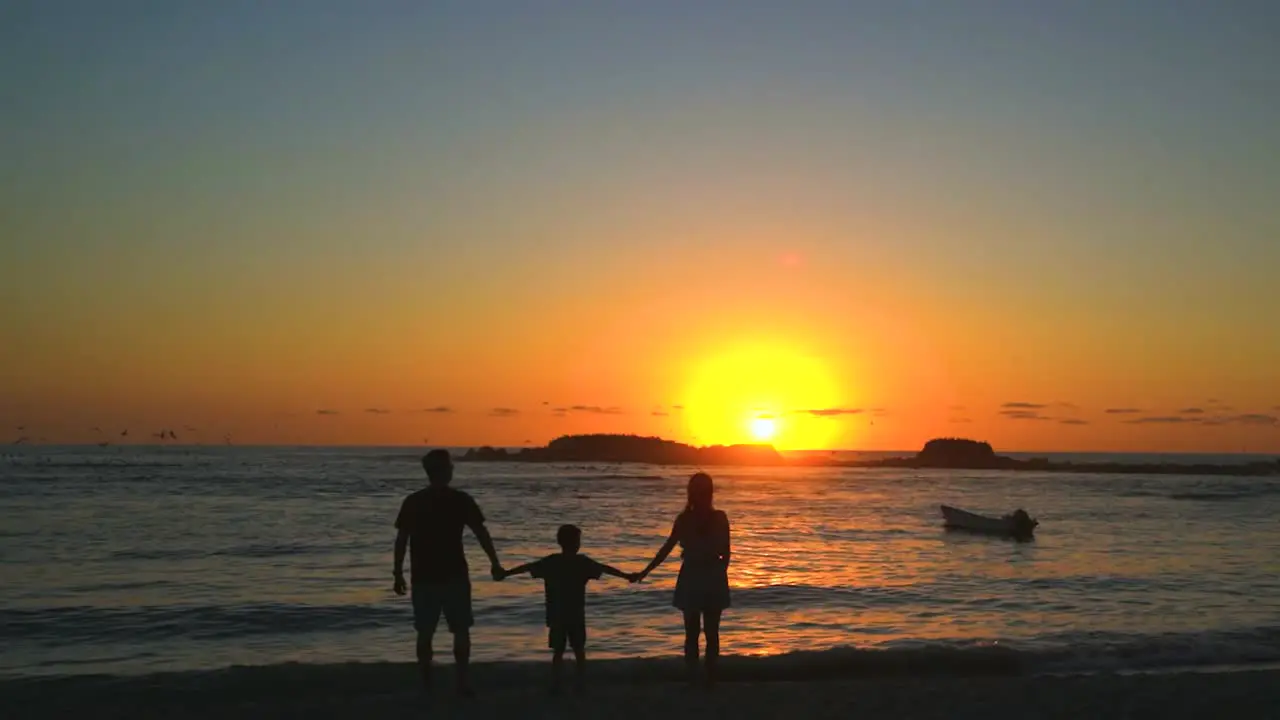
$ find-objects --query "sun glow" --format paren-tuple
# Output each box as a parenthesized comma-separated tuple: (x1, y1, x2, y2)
(683, 342, 846, 450)
(750, 416, 778, 441)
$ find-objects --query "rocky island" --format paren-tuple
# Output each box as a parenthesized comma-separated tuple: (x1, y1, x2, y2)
(840, 437, 1280, 476)
(459, 433, 785, 466)
(459, 434, 1279, 476)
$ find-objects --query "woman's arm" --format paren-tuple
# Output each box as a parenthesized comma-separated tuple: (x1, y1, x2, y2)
(719, 511, 732, 567)
(637, 518, 680, 581)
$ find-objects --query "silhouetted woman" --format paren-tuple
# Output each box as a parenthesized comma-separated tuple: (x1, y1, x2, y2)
(637, 472, 731, 688)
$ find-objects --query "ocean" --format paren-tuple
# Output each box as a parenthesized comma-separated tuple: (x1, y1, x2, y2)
(2, 446, 1279, 683)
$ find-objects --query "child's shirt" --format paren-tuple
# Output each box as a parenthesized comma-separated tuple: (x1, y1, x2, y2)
(528, 553, 605, 626)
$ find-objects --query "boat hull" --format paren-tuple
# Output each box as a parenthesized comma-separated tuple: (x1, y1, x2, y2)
(940, 505, 1035, 537)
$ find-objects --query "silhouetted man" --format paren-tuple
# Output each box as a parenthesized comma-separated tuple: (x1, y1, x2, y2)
(394, 449, 503, 696)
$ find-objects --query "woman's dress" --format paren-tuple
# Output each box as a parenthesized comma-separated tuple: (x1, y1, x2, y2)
(672, 509, 731, 612)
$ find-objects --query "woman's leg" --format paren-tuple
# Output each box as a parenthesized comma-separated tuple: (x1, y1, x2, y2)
(702, 609, 722, 687)
(682, 609, 702, 682)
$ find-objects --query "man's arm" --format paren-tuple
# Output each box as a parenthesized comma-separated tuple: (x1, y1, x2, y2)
(468, 518, 503, 579)
(500, 562, 535, 580)
(392, 528, 410, 595)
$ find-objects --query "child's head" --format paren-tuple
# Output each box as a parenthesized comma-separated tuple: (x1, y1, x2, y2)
(556, 524, 582, 553)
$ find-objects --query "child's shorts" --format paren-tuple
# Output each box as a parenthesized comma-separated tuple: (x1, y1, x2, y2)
(548, 621, 586, 652)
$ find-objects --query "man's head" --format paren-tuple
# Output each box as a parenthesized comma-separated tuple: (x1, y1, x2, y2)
(422, 449, 454, 487)
(556, 524, 582, 554)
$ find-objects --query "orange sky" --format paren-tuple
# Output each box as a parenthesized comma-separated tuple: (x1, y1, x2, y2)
(4, 4, 1279, 452)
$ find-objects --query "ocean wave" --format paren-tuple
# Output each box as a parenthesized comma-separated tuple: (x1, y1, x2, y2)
(1, 578, 1188, 646)
(1032, 626, 1280, 672)
(4, 626, 1279, 694)
(0, 603, 408, 643)
(1167, 487, 1280, 502)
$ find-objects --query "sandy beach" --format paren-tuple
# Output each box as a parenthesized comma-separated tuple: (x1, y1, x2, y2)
(5, 665, 1278, 720)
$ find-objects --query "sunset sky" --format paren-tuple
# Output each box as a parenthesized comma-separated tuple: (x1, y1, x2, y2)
(4, 2, 1279, 451)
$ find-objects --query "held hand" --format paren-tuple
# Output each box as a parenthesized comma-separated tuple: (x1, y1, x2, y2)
(393, 572, 407, 596)
(627, 572, 641, 584)
(491, 563, 505, 581)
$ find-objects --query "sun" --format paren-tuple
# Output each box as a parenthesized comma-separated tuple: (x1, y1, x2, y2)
(682, 341, 846, 450)
(750, 416, 778, 441)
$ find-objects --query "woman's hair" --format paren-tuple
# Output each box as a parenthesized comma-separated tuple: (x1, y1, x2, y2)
(685, 472, 714, 514)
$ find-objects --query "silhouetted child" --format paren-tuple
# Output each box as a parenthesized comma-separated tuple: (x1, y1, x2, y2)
(500, 524, 637, 694)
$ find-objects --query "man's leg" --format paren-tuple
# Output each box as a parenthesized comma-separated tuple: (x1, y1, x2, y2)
(416, 632, 433, 687)
(411, 585, 443, 691)
(442, 580, 475, 696)
(452, 628, 472, 694)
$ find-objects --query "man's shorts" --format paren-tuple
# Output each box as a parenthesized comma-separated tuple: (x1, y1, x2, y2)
(411, 579, 473, 635)
(547, 621, 586, 653)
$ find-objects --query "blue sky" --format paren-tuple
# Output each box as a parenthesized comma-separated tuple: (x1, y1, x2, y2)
(3, 1, 1279, 449)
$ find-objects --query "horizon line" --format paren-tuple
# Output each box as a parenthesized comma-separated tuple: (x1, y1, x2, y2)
(4, 441, 1276, 457)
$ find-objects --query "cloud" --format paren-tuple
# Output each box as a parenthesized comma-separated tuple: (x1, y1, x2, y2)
(418, 406, 453, 414)
(652, 411, 670, 417)
(316, 409, 340, 416)
(671, 405, 685, 411)
(1058, 418, 1090, 426)
(1002, 402, 1047, 410)
(489, 408, 520, 418)
(1104, 408, 1143, 414)
(569, 405, 624, 415)
(1056, 402, 1080, 410)
(1230, 414, 1278, 426)
(1178, 408, 1205, 415)
(1124, 416, 1198, 424)
(364, 408, 391, 415)
(949, 417, 973, 424)
(802, 408, 864, 417)
(871, 408, 890, 416)
(999, 409, 1053, 421)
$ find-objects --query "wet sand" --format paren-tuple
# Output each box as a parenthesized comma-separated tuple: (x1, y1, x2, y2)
(6, 667, 1278, 719)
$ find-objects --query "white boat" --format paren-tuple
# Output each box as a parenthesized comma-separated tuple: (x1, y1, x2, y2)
(940, 505, 1037, 537)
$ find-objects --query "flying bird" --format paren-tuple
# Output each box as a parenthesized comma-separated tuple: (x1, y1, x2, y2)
(121, 430, 129, 437)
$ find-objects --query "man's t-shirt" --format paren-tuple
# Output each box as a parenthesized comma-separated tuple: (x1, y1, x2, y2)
(528, 553, 605, 627)
(395, 487, 484, 583)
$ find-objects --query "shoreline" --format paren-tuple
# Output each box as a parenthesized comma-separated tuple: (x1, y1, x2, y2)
(5, 663, 1279, 719)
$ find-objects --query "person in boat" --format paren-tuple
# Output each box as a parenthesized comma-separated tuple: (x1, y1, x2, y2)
(636, 472, 732, 688)
(1008, 508, 1035, 535)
